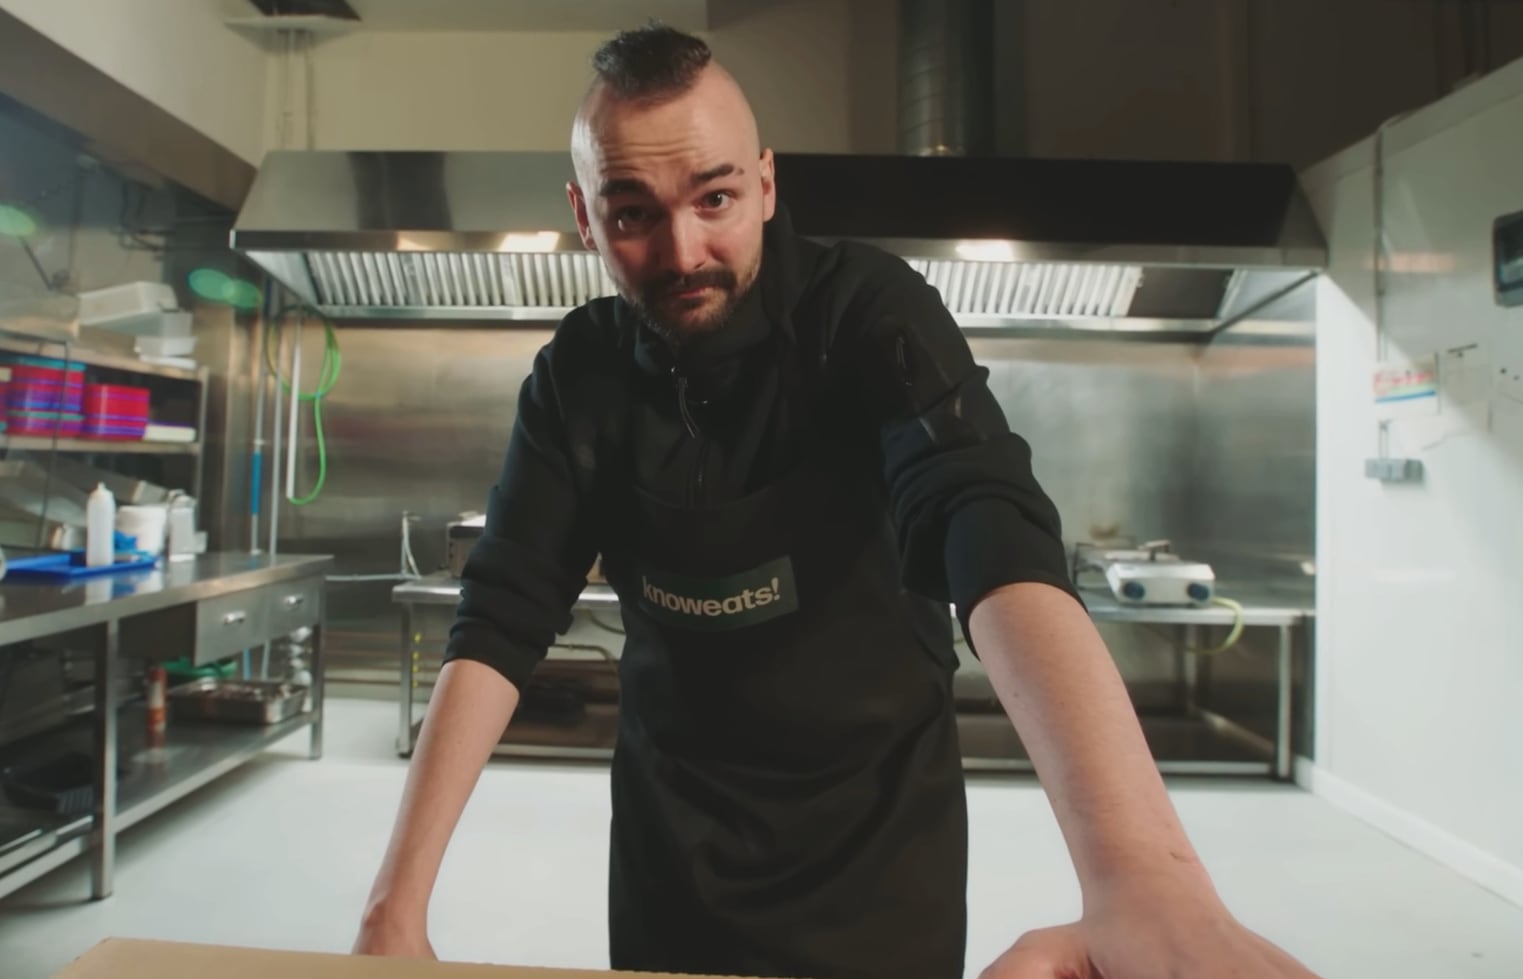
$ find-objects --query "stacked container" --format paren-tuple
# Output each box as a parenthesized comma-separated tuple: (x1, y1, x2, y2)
(4, 356, 86, 437)
(82, 383, 150, 440)
(0, 354, 159, 441)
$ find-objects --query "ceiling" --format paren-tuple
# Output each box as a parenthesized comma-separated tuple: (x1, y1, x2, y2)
(232, 0, 712, 32)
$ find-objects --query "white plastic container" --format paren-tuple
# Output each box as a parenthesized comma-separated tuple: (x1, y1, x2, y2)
(77, 282, 177, 330)
(134, 334, 197, 358)
(117, 504, 168, 557)
(167, 501, 197, 562)
(86, 483, 116, 567)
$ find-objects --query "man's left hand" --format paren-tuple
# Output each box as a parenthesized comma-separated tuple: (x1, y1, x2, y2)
(978, 897, 1320, 979)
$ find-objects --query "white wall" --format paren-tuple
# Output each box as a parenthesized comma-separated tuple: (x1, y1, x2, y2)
(280, 0, 889, 155)
(0, 0, 269, 164)
(1300, 55, 1523, 906)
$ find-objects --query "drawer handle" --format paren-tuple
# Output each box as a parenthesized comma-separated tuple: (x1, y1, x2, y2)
(283, 595, 306, 609)
(222, 611, 247, 627)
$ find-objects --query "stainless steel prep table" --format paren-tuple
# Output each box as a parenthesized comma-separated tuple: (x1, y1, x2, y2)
(393, 573, 1312, 778)
(1074, 583, 1312, 779)
(0, 553, 332, 902)
(393, 574, 619, 761)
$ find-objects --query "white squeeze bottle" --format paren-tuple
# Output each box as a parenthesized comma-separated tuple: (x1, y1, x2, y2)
(86, 483, 116, 568)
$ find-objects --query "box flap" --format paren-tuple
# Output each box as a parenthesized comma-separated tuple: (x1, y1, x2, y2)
(53, 939, 771, 979)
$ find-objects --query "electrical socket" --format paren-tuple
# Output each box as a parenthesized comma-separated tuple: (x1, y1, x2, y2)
(1365, 458, 1424, 482)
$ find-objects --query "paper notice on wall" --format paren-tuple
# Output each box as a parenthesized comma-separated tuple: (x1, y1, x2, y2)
(1373, 357, 1438, 420)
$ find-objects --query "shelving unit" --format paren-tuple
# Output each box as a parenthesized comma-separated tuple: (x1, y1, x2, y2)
(0, 437, 200, 455)
(0, 335, 204, 384)
(115, 712, 315, 827)
(0, 334, 298, 901)
(0, 554, 332, 903)
(0, 332, 211, 502)
(0, 709, 315, 900)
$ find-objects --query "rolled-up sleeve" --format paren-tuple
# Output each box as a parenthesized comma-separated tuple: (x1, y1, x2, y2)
(443, 342, 598, 691)
(838, 249, 1082, 645)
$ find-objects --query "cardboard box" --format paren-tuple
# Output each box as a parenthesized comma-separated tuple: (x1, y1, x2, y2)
(53, 938, 770, 979)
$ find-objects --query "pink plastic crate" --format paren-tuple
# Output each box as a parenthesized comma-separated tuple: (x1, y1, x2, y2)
(8, 412, 84, 437)
(84, 383, 149, 403)
(9, 365, 85, 386)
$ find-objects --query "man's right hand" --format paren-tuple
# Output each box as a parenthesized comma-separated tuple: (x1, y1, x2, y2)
(352, 909, 437, 960)
(351, 660, 522, 962)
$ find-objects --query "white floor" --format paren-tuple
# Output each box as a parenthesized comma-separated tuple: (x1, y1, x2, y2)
(2, 699, 1521, 979)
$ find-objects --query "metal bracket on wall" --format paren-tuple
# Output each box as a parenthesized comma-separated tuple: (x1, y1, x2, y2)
(1364, 457, 1424, 483)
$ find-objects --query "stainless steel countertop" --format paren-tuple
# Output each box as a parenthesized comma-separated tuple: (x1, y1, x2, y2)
(1080, 581, 1314, 627)
(394, 573, 1313, 627)
(0, 553, 334, 647)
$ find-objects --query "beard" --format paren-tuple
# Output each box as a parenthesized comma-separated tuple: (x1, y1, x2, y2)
(626, 258, 759, 350)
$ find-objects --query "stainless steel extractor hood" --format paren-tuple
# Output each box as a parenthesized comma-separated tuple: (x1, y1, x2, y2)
(231, 151, 605, 321)
(230, 149, 1326, 332)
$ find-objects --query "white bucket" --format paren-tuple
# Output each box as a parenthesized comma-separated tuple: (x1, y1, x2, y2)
(117, 504, 169, 557)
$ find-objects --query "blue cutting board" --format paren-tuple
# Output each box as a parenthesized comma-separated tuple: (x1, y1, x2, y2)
(5, 550, 158, 580)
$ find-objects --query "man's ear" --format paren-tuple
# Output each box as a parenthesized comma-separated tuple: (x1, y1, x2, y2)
(566, 181, 598, 251)
(759, 149, 777, 221)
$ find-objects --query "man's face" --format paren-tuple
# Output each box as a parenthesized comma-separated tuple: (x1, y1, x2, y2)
(568, 67, 776, 345)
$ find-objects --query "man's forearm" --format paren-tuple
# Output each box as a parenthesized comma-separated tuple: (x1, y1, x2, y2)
(363, 659, 521, 922)
(968, 582, 1220, 906)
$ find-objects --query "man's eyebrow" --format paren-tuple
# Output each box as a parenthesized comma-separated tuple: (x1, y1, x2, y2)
(597, 165, 744, 198)
(691, 163, 742, 187)
(599, 176, 652, 198)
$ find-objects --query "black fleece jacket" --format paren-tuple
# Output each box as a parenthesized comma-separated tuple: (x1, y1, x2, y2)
(445, 205, 1079, 691)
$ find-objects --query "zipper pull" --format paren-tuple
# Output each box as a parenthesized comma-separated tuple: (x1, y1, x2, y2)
(673, 369, 700, 438)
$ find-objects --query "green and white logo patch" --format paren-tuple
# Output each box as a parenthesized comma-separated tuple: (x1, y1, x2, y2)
(638, 555, 798, 631)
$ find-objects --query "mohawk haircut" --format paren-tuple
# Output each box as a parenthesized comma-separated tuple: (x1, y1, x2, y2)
(591, 22, 713, 100)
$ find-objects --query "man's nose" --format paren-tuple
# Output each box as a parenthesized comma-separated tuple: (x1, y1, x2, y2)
(659, 214, 706, 274)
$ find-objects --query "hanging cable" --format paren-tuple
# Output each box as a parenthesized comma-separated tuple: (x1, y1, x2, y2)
(1185, 597, 1246, 656)
(17, 238, 55, 291)
(266, 302, 341, 505)
(401, 511, 421, 577)
(587, 613, 626, 637)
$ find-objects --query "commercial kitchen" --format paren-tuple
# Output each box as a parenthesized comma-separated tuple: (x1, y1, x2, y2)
(0, 2, 1521, 978)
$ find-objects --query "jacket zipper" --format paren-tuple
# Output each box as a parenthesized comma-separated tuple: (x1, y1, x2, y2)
(674, 369, 707, 507)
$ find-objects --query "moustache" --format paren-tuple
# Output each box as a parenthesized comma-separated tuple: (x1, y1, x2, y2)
(644, 268, 737, 301)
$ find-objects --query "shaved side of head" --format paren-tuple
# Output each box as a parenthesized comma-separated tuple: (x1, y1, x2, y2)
(572, 27, 760, 192)
(573, 66, 761, 190)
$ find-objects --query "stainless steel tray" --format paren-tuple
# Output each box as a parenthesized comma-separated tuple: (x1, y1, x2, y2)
(166, 677, 307, 725)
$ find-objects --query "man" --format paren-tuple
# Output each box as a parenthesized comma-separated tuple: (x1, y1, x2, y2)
(355, 24, 1320, 979)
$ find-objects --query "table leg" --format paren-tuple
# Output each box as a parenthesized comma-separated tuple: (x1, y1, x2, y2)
(398, 603, 414, 756)
(90, 619, 119, 900)
(1196, 643, 1215, 703)
(1276, 624, 1293, 780)
(1181, 624, 1200, 714)
(309, 621, 325, 761)
(1173, 625, 1186, 710)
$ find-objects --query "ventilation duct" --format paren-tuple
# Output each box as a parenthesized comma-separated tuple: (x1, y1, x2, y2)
(898, 0, 994, 157)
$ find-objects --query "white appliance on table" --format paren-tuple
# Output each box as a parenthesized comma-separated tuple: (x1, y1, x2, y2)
(1073, 541, 1217, 607)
